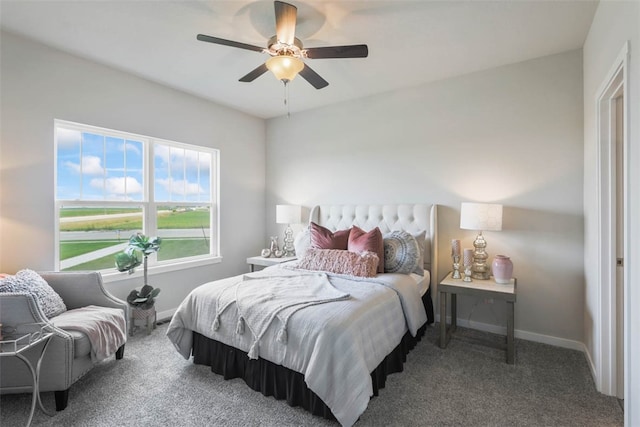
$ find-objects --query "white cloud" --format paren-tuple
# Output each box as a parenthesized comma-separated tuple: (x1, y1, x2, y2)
(154, 145, 210, 171)
(90, 176, 143, 195)
(156, 178, 203, 195)
(65, 155, 105, 175)
(121, 141, 142, 156)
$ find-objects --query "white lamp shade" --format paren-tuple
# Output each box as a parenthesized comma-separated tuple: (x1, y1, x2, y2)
(460, 202, 503, 231)
(276, 204, 302, 224)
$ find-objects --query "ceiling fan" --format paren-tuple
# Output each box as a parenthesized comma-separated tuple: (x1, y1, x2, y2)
(197, 1, 368, 89)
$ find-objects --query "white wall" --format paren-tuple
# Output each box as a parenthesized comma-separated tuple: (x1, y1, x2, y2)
(266, 50, 585, 346)
(0, 31, 266, 314)
(583, 1, 640, 423)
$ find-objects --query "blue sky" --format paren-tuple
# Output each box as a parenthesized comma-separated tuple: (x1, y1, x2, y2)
(56, 126, 211, 203)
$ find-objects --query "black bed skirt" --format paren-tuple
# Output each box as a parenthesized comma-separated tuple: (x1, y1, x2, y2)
(192, 290, 434, 422)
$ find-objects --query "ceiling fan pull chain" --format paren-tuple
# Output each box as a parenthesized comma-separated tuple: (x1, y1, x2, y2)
(284, 81, 291, 118)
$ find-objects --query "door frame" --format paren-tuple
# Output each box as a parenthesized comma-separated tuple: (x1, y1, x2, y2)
(595, 41, 629, 398)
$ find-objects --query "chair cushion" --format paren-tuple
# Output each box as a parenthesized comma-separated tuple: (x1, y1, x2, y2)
(58, 327, 92, 358)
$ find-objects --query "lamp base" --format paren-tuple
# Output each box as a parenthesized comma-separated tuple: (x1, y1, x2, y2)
(283, 225, 295, 257)
(471, 270, 490, 280)
(471, 232, 491, 280)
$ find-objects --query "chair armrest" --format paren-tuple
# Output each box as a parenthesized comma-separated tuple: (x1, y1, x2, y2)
(0, 293, 49, 328)
(39, 271, 129, 322)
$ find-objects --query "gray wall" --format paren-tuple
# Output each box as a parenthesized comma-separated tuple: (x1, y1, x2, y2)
(266, 50, 585, 346)
(0, 31, 266, 313)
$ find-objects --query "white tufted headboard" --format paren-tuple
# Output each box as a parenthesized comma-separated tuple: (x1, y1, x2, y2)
(309, 204, 438, 287)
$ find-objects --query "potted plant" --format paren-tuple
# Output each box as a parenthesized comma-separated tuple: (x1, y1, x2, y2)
(115, 233, 162, 309)
(126, 284, 160, 311)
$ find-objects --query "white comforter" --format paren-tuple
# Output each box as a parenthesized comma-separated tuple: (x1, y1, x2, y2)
(167, 265, 427, 427)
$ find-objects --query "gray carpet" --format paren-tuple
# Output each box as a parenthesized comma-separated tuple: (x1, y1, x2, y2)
(1, 322, 623, 426)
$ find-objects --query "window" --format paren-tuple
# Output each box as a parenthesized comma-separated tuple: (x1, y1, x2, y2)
(55, 120, 219, 275)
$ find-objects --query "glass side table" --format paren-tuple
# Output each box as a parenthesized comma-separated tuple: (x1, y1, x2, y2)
(0, 325, 55, 427)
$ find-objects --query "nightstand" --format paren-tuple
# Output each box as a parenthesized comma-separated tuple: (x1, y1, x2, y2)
(246, 255, 296, 272)
(439, 271, 517, 364)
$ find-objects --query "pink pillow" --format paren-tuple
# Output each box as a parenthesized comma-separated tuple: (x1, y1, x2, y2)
(348, 226, 384, 273)
(297, 248, 379, 278)
(310, 222, 351, 250)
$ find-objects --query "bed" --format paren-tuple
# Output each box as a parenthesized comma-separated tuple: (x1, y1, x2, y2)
(167, 204, 438, 426)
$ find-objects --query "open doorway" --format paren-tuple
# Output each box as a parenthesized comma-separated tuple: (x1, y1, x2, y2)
(596, 42, 628, 402)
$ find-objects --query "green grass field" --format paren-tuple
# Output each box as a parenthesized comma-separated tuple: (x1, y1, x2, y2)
(60, 207, 140, 218)
(61, 238, 210, 271)
(60, 240, 122, 260)
(60, 209, 210, 232)
(59, 207, 212, 270)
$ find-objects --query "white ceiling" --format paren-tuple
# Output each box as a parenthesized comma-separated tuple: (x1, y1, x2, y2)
(0, 0, 598, 119)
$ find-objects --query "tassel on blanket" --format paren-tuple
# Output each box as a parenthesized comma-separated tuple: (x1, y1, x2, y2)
(213, 315, 220, 331)
(277, 326, 288, 344)
(248, 341, 259, 359)
(236, 317, 245, 335)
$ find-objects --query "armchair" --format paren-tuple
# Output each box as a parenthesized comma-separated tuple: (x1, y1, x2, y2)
(0, 271, 128, 410)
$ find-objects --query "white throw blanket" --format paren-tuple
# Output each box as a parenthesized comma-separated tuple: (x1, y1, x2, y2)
(51, 305, 127, 362)
(212, 273, 350, 359)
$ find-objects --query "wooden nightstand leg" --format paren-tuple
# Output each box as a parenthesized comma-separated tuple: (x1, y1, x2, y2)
(439, 291, 447, 348)
(506, 300, 515, 364)
(450, 293, 457, 333)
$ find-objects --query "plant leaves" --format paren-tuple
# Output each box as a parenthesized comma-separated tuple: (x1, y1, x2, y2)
(115, 252, 141, 272)
(126, 290, 140, 305)
(140, 284, 153, 297)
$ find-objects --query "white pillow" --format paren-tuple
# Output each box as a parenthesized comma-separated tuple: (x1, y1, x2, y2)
(0, 269, 67, 318)
(293, 228, 312, 258)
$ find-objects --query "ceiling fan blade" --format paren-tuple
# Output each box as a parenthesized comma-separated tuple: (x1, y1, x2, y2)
(239, 63, 269, 82)
(274, 1, 297, 45)
(305, 45, 369, 59)
(299, 64, 329, 89)
(197, 34, 264, 53)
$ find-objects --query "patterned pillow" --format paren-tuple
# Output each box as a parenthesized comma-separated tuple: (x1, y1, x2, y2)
(297, 248, 379, 278)
(0, 269, 67, 318)
(383, 231, 420, 274)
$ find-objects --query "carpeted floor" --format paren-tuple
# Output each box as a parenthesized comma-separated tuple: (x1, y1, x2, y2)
(0, 322, 623, 426)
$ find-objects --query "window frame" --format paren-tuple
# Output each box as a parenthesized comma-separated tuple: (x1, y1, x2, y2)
(54, 120, 221, 282)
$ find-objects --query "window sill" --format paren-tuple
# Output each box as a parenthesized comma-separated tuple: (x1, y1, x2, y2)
(102, 256, 222, 284)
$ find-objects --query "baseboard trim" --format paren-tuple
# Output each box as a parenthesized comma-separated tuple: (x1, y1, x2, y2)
(582, 341, 598, 387)
(156, 308, 177, 323)
(435, 314, 584, 351)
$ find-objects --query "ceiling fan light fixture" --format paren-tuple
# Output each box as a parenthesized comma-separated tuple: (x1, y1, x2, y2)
(266, 55, 304, 83)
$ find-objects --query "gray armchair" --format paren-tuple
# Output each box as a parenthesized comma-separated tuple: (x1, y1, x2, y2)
(0, 271, 128, 410)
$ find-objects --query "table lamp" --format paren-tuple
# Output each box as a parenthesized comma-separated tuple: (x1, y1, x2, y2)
(276, 204, 302, 257)
(459, 202, 503, 280)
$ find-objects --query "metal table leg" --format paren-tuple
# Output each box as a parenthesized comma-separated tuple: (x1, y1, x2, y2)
(506, 300, 515, 364)
(13, 335, 54, 427)
(439, 291, 447, 348)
